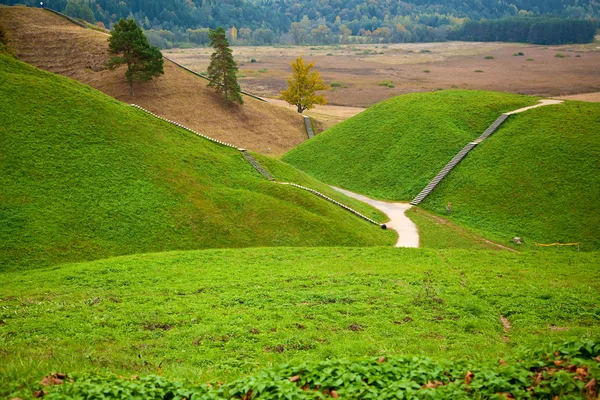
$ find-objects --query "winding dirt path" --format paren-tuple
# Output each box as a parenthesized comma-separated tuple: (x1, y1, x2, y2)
(331, 187, 419, 248)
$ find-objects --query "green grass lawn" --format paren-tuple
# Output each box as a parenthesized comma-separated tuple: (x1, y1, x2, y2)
(421, 101, 600, 251)
(406, 207, 509, 251)
(282, 90, 537, 201)
(1, 247, 598, 397)
(0, 54, 393, 271)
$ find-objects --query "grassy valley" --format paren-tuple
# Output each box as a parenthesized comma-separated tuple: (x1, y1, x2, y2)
(0, 53, 393, 270)
(1, 6, 599, 398)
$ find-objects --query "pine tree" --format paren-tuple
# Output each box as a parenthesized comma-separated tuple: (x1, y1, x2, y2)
(207, 27, 243, 105)
(281, 57, 328, 113)
(106, 18, 164, 96)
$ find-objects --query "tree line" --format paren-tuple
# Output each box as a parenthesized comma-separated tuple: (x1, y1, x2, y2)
(451, 17, 596, 44)
(3, 0, 598, 45)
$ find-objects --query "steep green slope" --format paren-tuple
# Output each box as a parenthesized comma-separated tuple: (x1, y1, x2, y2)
(421, 101, 600, 251)
(0, 54, 393, 270)
(283, 91, 536, 201)
(1, 247, 598, 393)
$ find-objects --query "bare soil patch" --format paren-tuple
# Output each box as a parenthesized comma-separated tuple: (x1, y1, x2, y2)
(0, 7, 306, 155)
(166, 41, 600, 109)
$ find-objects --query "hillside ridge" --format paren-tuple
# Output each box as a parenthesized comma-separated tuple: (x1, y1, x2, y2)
(0, 6, 306, 155)
(0, 52, 393, 270)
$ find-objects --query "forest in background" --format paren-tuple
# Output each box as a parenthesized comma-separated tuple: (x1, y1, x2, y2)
(2, 0, 599, 46)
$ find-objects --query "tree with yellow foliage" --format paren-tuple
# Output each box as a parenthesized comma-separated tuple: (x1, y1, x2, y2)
(280, 57, 328, 114)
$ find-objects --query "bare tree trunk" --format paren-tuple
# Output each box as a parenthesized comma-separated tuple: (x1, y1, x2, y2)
(129, 80, 134, 96)
(297, 104, 304, 113)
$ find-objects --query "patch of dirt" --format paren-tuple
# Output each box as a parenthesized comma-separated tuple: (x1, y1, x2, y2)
(500, 315, 511, 333)
(143, 323, 173, 331)
(0, 7, 307, 155)
(556, 92, 600, 102)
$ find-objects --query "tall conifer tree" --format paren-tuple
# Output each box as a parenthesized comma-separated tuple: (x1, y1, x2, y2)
(106, 18, 164, 96)
(207, 27, 243, 105)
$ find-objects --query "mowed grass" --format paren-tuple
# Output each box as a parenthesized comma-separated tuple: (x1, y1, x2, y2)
(1, 247, 598, 396)
(282, 91, 537, 201)
(421, 101, 600, 251)
(0, 54, 393, 271)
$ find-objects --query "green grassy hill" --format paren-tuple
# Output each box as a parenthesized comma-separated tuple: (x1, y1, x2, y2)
(2, 247, 598, 397)
(421, 101, 600, 251)
(282, 91, 537, 201)
(0, 54, 393, 270)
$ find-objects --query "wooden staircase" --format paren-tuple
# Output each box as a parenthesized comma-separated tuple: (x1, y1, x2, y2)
(410, 113, 510, 205)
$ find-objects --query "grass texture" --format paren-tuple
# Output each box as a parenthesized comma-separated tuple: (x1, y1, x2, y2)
(1, 247, 598, 395)
(0, 54, 393, 270)
(421, 101, 600, 251)
(282, 90, 537, 201)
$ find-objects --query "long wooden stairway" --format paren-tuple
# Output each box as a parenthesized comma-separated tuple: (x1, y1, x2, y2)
(410, 113, 510, 205)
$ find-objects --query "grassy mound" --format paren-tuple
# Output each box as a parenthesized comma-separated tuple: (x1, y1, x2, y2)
(282, 90, 537, 201)
(20, 340, 600, 399)
(0, 6, 307, 155)
(0, 54, 393, 270)
(1, 247, 598, 393)
(421, 101, 600, 251)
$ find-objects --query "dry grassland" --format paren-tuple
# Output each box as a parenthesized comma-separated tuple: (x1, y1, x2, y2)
(0, 7, 307, 155)
(166, 40, 600, 108)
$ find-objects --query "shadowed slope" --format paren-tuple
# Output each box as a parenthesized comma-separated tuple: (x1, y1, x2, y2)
(0, 6, 306, 155)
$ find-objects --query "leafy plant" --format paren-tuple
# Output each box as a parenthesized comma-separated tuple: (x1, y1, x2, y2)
(29, 340, 600, 400)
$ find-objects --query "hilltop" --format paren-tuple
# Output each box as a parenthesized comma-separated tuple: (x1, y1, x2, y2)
(0, 52, 393, 270)
(0, 6, 306, 155)
(283, 90, 537, 200)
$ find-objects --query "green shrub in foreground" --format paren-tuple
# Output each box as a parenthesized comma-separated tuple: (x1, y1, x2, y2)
(35, 340, 600, 399)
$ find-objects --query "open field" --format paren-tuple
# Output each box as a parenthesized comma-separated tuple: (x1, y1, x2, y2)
(0, 7, 306, 155)
(2, 247, 599, 398)
(165, 40, 600, 108)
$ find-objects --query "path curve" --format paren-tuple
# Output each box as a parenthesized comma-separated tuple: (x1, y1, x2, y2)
(331, 187, 419, 248)
(506, 99, 563, 115)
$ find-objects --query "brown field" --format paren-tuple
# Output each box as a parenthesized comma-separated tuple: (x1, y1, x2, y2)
(0, 6, 307, 155)
(165, 40, 600, 108)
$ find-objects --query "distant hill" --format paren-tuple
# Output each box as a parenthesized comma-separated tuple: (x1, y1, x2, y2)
(0, 6, 306, 155)
(421, 100, 600, 250)
(0, 53, 393, 270)
(282, 90, 536, 200)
